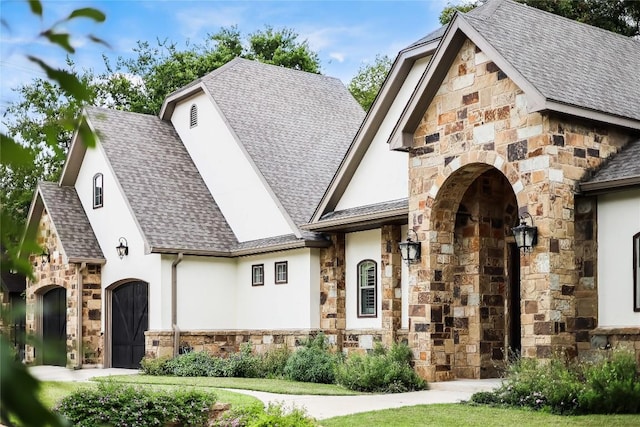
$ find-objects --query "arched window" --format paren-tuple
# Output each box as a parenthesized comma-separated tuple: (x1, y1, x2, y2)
(189, 104, 198, 128)
(357, 260, 377, 317)
(93, 173, 103, 208)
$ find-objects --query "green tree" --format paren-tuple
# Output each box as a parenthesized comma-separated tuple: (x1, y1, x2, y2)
(100, 26, 320, 115)
(439, 0, 640, 37)
(1, 3, 106, 426)
(348, 55, 393, 112)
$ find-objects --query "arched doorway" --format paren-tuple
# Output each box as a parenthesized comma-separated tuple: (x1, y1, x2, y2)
(430, 164, 519, 378)
(42, 287, 67, 366)
(111, 281, 148, 368)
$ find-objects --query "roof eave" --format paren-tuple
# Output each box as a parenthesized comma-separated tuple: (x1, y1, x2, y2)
(68, 257, 106, 265)
(59, 110, 91, 186)
(541, 100, 640, 131)
(580, 176, 640, 195)
(159, 83, 207, 120)
(310, 40, 439, 223)
(149, 238, 331, 258)
(304, 207, 408, 232)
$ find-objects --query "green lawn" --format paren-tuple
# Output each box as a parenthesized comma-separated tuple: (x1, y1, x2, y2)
(38, 377, 640, 427)
(321, 404, 640, 427)
(95, 374, 360, 395)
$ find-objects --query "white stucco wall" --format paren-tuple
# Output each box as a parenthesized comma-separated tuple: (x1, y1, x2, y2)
(235, 248, 320, 330)
(597, 189, 640, 327)
(171, 255, 237, 330)
(171, 93, 293, 241)
(335, 56, 431, 211)
(345, 229, 382, 329)
(74, 142, 162, 330)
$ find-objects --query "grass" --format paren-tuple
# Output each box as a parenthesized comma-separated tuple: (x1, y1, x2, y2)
(321, 404, 640, 427)
(94, 374, 360, 395)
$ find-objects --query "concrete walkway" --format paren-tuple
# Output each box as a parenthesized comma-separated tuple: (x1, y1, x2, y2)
(29, 366, 501, 420)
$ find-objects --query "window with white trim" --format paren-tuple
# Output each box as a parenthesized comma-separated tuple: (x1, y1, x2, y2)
(275, 261, 288, 284)
(190, 104, 198, 128)
(357, 260, 377, 317)
(634, 232, 640, 311)
(252, 264, 264, 286)
(93, 173, 103, 208)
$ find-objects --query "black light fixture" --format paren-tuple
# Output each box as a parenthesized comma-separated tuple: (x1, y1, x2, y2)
(41, 248, 50, 264)
(399, 229, 421, 265)
(116, 237, 129, 259)
(512, 212, 538, 253)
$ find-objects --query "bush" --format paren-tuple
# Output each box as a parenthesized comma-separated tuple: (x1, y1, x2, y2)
(55, 382, 216, 426)
(335, 342, 427, 393)
(469, 349, 640, 415)
(139, 356, 171, 375)
(224, 344, 262, 378)
(212, 403, 317, 427)
(258, 346, 292, 379)
(284, 334, 338, 384)
(165, 350, 220, 377)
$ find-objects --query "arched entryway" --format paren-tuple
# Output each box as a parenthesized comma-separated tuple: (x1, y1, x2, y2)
(110, 280, 148, 368)
(42, 287, 67, 366)
(430, 164, 519, 378)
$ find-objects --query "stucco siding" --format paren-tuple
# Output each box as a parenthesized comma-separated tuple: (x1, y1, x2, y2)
(597, 188, 640, 327)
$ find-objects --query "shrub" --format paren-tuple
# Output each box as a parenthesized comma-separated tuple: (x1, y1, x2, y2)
(335, 342, 427, 393)
(55, 382, 216, 426)
(579, 350, 640, 414)
(284, 334, 338, 384)
(469, 349, 640, 415)
(224, 344, 262, 378)
(139, 356, 171, 375)
(212, 403, 317, 427)
(165, 350, 220, 377)
(258, 346, 292, 379)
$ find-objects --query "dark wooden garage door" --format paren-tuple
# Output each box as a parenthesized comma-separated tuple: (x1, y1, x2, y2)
(112, 281, 148, 368)
(42, 287, 66, 366)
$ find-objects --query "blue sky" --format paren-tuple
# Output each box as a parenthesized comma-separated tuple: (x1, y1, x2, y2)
(0, 0, 450, 115)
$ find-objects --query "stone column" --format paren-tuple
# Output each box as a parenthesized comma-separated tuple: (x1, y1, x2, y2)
(319, 233, 346, 349)
(381, 225, 402, 347)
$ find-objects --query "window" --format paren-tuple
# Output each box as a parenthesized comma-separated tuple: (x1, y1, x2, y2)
(190, 104, 198, 128)
(252, 264, 264, 286)
(275, 261, 288, 284)
(93, 173, 103, 208)
(357, 260, 377, 317)
(635, 232, 640, 311)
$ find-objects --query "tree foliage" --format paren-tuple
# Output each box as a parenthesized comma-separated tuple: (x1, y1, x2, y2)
(439, 0, 640, 37)
(348, 55, 393, 112)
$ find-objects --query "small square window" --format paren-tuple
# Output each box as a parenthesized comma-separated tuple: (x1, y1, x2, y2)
(275, 261, 288, 284)
(252, 264, 264, 286)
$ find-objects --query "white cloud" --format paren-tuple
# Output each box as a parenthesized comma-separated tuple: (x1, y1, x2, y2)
(174, 6, 250, 39)
(329, 52, 345, 63)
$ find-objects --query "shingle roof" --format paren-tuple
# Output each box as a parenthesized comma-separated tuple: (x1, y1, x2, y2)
(319, 198, 408, 222)
(200, 58, 365, 226)
(38, 181, 104, 261)
(85, 107, 238, 253)
(581, 140, 640, 191)
(463, 0, 640, 121)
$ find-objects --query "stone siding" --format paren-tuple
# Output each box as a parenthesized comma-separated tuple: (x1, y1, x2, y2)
(25, 209, 103, 367)
(408, 39, 637, 381)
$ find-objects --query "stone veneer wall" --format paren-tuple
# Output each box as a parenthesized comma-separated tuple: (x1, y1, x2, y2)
(407, 39, 636, 381)
(319, 234, 346, 343)
(25, 209, 103, 367)
(381, 225, 402, 346)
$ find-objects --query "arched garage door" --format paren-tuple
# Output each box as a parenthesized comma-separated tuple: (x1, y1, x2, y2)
(42, 287, 67, 366)
(112, 281, 148, 368)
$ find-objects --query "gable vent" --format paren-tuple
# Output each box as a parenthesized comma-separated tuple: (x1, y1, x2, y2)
(190, 104, 198, 128)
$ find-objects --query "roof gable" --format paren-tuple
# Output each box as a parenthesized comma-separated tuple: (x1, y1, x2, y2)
(196, 58, 365, 227)
(83, 106, 238, 254)
(25, 182, 104, 263)
(391, 0, 640, 149)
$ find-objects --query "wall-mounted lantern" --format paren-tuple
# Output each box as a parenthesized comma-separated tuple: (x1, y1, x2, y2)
(116, 237, 129, 259)
(41, 248, 50, 264)
(399, 229, 421, 265)
(512, 212, 538, 253)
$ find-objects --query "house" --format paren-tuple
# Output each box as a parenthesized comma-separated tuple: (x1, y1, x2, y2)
(22, 0, 639, 380)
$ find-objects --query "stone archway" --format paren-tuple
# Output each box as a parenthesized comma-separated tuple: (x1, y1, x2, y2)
(426, 163, 519, 379)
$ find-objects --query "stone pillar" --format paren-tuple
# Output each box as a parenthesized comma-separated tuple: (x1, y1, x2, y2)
(381, 225, 402, 347)
(319, 233, 346, 348)
(82, 265, 103, 366)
